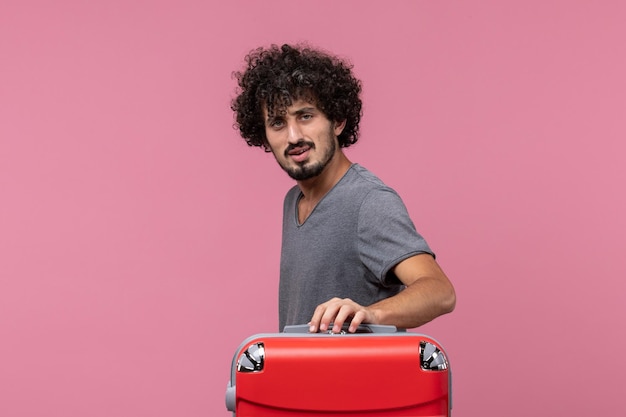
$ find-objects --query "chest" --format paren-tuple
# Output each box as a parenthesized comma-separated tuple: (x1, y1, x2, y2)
(285, 198, 359, 256)
(297, 198, 315, 225)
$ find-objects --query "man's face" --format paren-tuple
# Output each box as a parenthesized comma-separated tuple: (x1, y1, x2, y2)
(263, 99, 344, 181)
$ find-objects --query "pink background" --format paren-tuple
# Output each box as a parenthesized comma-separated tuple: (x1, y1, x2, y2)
(1, 1, 625, 416)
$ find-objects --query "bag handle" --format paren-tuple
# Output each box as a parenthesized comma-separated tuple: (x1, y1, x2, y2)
(282, 323, 398, 334)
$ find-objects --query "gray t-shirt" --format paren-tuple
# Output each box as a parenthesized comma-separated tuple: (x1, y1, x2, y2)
(279, 164, 433, 330)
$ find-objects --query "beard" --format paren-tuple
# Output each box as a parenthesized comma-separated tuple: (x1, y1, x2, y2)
(275, 128, 337, 181)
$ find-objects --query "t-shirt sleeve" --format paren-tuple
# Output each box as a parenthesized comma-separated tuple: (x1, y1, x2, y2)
(357, 188, 434, 286)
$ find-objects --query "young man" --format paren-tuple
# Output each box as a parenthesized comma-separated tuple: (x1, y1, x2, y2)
(231, 44, 455, 333)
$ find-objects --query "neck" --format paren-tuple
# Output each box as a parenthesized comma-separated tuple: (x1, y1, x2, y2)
(297, 151, 352, 203)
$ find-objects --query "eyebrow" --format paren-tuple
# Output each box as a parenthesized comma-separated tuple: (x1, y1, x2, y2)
(289, 106, 318, 116)
(265, 106, 318, 124)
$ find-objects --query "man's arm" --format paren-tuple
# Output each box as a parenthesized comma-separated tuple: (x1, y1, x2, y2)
(308, 253, 456, 333)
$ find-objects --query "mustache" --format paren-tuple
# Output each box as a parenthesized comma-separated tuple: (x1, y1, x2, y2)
(284, 140, 315, 157)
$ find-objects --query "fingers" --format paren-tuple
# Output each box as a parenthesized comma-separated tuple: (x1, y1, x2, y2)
(309, 297, 340, 333)
(308, 298, 370, 333)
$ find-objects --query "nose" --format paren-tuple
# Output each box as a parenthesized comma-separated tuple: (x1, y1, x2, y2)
(286, 121, 303, 144)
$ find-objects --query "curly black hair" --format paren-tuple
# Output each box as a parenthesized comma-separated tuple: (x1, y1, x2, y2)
(231, 44, 363, 151)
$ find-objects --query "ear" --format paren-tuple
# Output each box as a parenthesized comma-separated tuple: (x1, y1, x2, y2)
(333, 119, 347, 136)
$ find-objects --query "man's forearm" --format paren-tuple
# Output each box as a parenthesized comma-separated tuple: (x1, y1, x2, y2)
(369, 275, 456, 329)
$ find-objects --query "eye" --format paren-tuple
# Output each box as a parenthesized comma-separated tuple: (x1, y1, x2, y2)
(268, 119, 285, 129)
(300, 113, 313, 121)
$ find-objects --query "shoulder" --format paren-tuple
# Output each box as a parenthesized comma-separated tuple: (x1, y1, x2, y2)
(346, 164, 385, 185)
(320, 164, 404, 213)
(346, 165, 403, 204)
(282, 185, 302, 208)
(284, 184, 301, 199)
(340, 164, 396, 194)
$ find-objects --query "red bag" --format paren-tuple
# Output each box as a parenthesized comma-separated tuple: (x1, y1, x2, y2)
(226, 324, 452, 416)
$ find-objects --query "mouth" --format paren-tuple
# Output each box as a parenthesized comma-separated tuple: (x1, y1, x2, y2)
(286, 142, 313, 163)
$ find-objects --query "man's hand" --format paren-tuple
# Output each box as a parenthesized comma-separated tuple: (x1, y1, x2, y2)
(308, 297, 378, 334)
